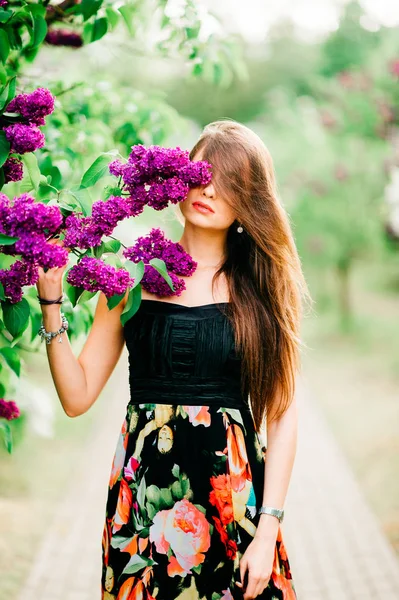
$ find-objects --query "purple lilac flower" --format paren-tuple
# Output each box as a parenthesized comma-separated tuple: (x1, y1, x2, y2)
(91, 195, 131, 231)
(160, 242, 197, 276)
(6, 88, 55, 127)
(0, 194, 67, 267)
(123, 227, 197, 275)
(146, 177, 189, 210)
(4, 123, 45, 154)
(63, 214, 102, 249)
(0, 259, 39, 304)
(127, 145, 192, 179)
(14, 233, 69, 268)
(140, 266, 186, 297)
(123, 227, 197, 297)
(3, 157, 24, 183)
(45, 29, 83, 48)
(3, 194, 63, 236)
(108, 159, 125, 178)
(123, 228, 169, 264)
(0, 399, 20, 421)
(66, 256, 135, 299)
(109, 145, 212, 212)
(63, 196, 131, 250)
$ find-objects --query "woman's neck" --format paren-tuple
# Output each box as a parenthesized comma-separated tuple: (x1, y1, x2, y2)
(178, 224, 227, 269)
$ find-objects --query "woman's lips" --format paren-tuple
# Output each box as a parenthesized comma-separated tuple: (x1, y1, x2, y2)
(192, 202, 214, 214)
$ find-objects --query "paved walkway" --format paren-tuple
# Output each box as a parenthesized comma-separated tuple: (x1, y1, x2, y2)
(17, 352, 399, 599)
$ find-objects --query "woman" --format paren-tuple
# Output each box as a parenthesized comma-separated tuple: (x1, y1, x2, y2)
(37, 119, 310, 600)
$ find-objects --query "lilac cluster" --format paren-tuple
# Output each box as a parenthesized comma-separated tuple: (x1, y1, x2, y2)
(0, 193, 67, 302)
(66, 256, 135, 299)
(1, 86, 55, 183)
(3, 157, 24, 183)
(62, 147, 212, 251)
(63, 195, 131, 250)
(4, 123, 45, 154)
(0, 259, 39, 304)
(109, 144, 212, 214)
(6, 87, 55, 127)
(0, 399, 20, 421)
(45, 29, 83, 48)
(123, 227, 197, 297)
(0, 146, 208, 304)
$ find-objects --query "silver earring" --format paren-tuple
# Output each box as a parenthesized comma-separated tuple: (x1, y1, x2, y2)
(237, 223, 244, 233)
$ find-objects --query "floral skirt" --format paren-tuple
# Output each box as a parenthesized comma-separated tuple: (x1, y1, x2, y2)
(101, 402, 297, 600)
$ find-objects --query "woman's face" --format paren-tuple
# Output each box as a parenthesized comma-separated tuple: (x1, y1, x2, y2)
(179, 151, 237, 231)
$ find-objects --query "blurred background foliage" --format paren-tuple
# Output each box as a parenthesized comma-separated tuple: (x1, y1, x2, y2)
(1, 0, 399, 595)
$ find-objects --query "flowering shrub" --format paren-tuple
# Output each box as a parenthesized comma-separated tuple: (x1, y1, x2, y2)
(0, 85, 56, 184)
(0, 144, 212, 311)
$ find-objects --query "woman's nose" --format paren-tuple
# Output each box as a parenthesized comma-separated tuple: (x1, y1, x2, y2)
(202, 185, 215, 199)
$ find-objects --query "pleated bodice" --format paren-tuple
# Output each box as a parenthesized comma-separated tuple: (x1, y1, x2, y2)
(123, 299, 249, 409)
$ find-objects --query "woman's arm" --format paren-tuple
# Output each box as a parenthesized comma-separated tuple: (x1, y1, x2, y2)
(42, 289, 129, 418)
(36, 238, 130, 418)
(255, 392, 298, 540)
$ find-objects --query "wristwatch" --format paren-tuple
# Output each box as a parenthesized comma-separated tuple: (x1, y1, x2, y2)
(257, 505, 284, 523)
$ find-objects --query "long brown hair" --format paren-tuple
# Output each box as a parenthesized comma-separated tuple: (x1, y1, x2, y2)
(189, 119, 312, 433)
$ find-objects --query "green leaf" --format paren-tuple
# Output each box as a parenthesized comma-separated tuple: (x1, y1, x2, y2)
(2, 297, 30, 338)
(106, 291, 125, 310)
(79, 154, 112, 190)
(120, 285, 141, 326)
(124, 260, 144, 286)
(122, 554, 155, 576)
(118, 4, 136, 35)
(22, 153, 41, 191)
(91, 17, 108, 42)
(105, 6, 120, 29)
(0, 281, 5, 301)
(146, 501, 157, 520)
(159, 487, 173, 509)
(0, 29, 10, 64)
(0, 130, 10, 168)
(0, 233, 19, 245)
(102, 239, 122, 254)
(103, 185, 123, 200)
(80, 0, 104, 21)
(0, 11, 13, 24)
(171, 463, 180, 478)
(102, 253, 122, 268)
(65, 280, 84, 307)
(0, 80, 10, 111)
(29, 16, 48, 48)
(171, 480, 183, 500)
(145, 484, 161, 506)
(94, 239, 122, 259)
(77, 290, 98, 304)
(149, 258, 174, 291)
(137, 474, 146, 512)
(82, 21, 93, 45)
(0, 346, 21, 377)
(69, 187, 92, 217)
(0, 421, 13, 454)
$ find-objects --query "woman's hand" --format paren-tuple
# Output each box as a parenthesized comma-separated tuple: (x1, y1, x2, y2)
(36, 237, 70, 302)
(235, 535, 275, 599)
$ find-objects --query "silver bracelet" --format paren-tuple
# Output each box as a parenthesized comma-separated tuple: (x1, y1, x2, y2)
(257, 505, 284, 523)
(38, 312, 69, 344)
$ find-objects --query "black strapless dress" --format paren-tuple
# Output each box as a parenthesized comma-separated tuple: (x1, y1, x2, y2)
(101, 300, 297, 600)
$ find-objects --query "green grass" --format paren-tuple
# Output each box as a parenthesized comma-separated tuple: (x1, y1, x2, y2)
(301, 259, 399, 556)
